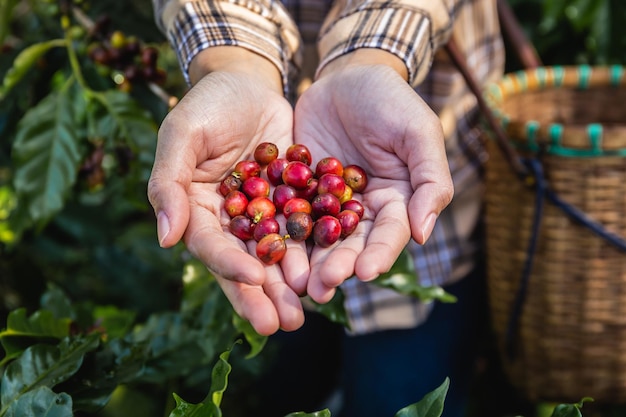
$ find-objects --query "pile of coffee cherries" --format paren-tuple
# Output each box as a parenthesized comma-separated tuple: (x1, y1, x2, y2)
(219, 142, 368, 265)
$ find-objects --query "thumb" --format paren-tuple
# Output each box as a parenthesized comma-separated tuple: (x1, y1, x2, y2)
(147, 123, 195, 248)
(148, 173, 190, 248)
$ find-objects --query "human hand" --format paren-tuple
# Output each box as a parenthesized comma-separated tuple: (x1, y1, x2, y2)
(294, 49, 454, 303)
(147, 48, 307, 335)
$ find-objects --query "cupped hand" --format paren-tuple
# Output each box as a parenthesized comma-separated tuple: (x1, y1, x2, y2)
(147, 51, 308, 335)
(294, 55, 454, 303)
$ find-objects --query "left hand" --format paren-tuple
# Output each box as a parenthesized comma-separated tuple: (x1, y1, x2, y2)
(293, 49, 454, 303)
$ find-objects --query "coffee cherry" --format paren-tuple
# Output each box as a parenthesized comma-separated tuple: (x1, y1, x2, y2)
(229, 215, 255, 241)
(315, 156, 343, 177)
(343, 164, 368, 193)
(341, 199, 365, 219)
(273, 184, 297, 213)
(282, 161, 313, 189)
(253, 217, 280, 242)
(254, 142, 279, 166)
(241, 176, 270, 199)
(285, 144, 312, 165)
(256, 233, 287, 265)
(233, 160, 261, 181)
(295, 177, 318, 201)
(266, 158, 289, 186)
(339, 185, 353, 204)
(311, 193, 341, 220)
(283, 197, 312, 219)
(221, 141, 369, 260)
(141, 46, 159, 67)
(313, 215, 342, 248)
(246, 196, 276, 223)
(219, 175, 242, 196)
(224, 190, 248, 218)
(336, 210, 360, 238)
(286, 211, 313, 242)
(317, 173, 347, 200)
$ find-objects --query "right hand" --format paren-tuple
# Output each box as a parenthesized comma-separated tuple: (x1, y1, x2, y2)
(147, 48, 307, 335)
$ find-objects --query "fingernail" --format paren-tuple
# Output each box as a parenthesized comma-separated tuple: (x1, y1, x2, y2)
(157, 211, 170, 247)
(420, 212, 438, 244)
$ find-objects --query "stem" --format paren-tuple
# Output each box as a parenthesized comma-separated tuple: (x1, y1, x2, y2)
(62, 14, 90, 94)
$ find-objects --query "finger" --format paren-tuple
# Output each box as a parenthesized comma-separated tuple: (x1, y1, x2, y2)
(147, 115, 197, 248)
(408, 181, 453, 245)
(354, 197, 411, 282)
(306, 221, 369, 303)
(262, 264, 305, 332)
(185, 200, 267, 287)
(281, 237, 311, 296)
(215, 275, 281, 336)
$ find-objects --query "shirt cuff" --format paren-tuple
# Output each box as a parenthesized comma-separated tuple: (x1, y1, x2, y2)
(317, 1, 453, 88)
(160, 0, 301, 95)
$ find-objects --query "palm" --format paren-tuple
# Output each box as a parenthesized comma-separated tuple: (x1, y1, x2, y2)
(149, 71, 306, 335)
(294, 65, 452, 303)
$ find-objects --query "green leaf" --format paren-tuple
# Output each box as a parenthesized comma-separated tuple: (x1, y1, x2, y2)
(90, 90, 157, 148)
(550, 398, 593, 417)
(91, 306, 136, 340)
(0, 309, 71, 362)
(394, 377, 449, 417)
(2, 386, 72, 417)
(0, 39, 66, 100)
(0, 335, 100, 416)
(372, 249, 457, 304)
(284, 410, 332, 417)
(168, 393, 215, 417)
(12, 85, 83, 225)
(232, 314, 267, 359)
(208, 341, 238, 409)
(167, 343, 240, 417)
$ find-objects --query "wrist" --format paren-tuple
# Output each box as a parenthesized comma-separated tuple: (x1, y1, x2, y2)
(317, 48, 409, 81)
(188, 46, 283, 93)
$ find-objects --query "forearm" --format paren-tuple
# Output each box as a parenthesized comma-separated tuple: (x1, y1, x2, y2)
(317, 48, 408, 82)
(189, 46, 283, 93)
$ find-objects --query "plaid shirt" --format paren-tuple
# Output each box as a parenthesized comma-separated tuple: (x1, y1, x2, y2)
(152, 0, 504, 334)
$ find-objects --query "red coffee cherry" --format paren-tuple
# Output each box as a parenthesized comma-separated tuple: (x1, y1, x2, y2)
(315, 156, 343, 177)
(341, 199, 365, 219)
(311, 193, 341, 220)
(295, 177, 318, 201)
(254, 142, 279, 166)
(273, 184, 298, 213)
(253, 217, 280, 242)
(256, 233, 287, 265)
(285, 144, 312, 165)
(233, 160, 261, 181)
(229, 215, 255, 241)
(266, 158, 289, 186)
(317, 173, 347, 200)
(246, 196, 276, 223)
(313, 215, 342, 248)
(283, 197, 312, 219)
(286, 211, 313, 242)
(343, 164, 368, 193)
(336, 209, 360, 238)
(241, 176, 270, 199)
(224, 190, 248, 218)
(282, 161, 314, 189)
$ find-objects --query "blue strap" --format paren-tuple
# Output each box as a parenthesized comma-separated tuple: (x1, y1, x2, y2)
(505, 158, 626, 359)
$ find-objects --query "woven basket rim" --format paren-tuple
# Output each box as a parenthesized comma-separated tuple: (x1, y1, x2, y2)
(483, 65, 626, 156)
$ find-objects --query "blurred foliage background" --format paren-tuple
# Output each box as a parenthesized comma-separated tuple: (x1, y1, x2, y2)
(0, 0, 625, 416)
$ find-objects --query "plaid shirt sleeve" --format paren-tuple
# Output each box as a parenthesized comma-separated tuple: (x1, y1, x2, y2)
(151, 0, 302, 94)
(317, 0, 460, 88)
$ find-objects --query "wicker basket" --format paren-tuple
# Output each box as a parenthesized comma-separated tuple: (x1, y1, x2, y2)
(483, 65, 626, 403)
